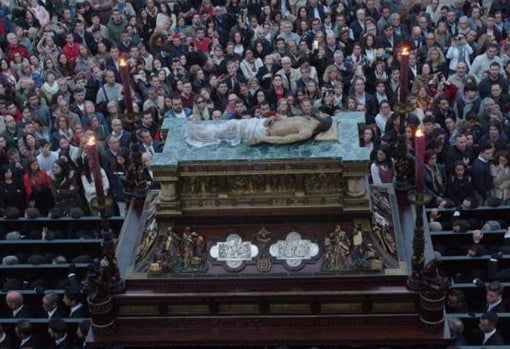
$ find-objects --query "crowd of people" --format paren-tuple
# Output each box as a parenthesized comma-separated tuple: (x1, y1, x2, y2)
(0, 0, 508, 213)
(0, 0, 510, 346)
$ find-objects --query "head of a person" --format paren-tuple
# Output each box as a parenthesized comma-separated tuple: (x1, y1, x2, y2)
(6, 291, 24, 310)
(479, 311, 498, 334)
(486, 281, 504, 304)
(15, 320, 33, 339)
(42, 292, 60, 313)
(479, 143, 494, 162)
(48, 318, 67, 340)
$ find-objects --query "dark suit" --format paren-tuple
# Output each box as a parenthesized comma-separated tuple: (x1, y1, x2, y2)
(53, 335, 74, 349)
(306, 3, 326, 20)
(48, 306, 67, 319)
(471, 157, 493, 201)
(486, 301, 507, 313)
(477, 330, 506, 345)
(19, 335, 43, 349)
(68, 303, 88, 318)
(140, 141, 163, 154)
(115, 130, 133, 149)
(0, 332, 13, 349)
(350, 20, 366, 42)
(12, 305, 32, 319)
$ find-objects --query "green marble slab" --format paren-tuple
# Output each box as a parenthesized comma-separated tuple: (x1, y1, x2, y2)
(152, 112, 370, 167)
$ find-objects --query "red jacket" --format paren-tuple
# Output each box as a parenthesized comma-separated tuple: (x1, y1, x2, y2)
(23, 170, 51, 199)
(6, 44, 29, 63)
(62, 42, 80, 66)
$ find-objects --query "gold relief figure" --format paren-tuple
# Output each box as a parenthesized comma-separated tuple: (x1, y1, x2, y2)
(181, 227, 195, 268)
(179, 227, 207, 270)
(135, 229, 157, 264)
(164, 226, 181, 258)
(323, 225, 351, 271)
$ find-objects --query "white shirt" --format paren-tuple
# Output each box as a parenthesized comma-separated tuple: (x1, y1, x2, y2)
(12, 305, 24, 317)
(55, 333, 67, 346)
(47, 306, 57, 319)
(483, 329, 497, 344)
(20, 335, 32, 347)
(70, 303, 83, 316)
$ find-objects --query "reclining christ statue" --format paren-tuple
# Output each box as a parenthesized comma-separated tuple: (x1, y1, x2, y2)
(186, 115, 333, 147)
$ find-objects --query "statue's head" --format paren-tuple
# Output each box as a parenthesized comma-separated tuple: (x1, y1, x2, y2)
(312, 114, 333, 135)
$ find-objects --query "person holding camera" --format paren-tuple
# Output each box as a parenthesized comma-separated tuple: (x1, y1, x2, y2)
(446, 33, 473, 75)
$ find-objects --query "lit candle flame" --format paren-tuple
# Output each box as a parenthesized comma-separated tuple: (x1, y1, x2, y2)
(87, 136, 96, 146)
(401, 47, 410, 56)
(415, 129, 424, 138)
(119, 57, 127, 67)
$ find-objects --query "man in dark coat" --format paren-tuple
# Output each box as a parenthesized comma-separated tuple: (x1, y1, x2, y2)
(473, 311, 506, 345)
(5, 291, 32, 318)
(470, 143, 494, 204)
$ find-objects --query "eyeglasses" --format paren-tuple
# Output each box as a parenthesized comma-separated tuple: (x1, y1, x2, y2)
(197, 100, 205, 104)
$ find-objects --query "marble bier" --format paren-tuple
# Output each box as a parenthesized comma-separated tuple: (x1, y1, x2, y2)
(153, 112, 371, 216)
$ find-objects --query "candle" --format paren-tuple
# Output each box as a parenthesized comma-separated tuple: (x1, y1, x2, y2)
(415, 129, 425, 194)
(86, 136, 105, 203)
(119, 57, 134, 115)
(399, 47, 410, 103)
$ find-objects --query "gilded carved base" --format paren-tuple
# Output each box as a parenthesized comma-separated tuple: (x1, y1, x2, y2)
(155, 160, 370, 216)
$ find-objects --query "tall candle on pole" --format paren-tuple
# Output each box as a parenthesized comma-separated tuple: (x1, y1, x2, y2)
(86, 136, 106, 210)
(119, 57, 134, 117)
(415, 129, 425, 194)
(399, 47, 410, 103)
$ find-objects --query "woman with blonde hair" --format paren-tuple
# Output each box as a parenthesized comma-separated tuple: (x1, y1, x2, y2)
(426, 46, 448, 76)
(322, 65, 342, 88)
(190, 94, 212, 121)
(434, 20, 452, 53)
(276, 98, 291, 118)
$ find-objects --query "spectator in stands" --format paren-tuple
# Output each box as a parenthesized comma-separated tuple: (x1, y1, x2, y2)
(48, 318, 72, 348)
(50, 158, 82, 216)
(483, 281, 508, 313)
(424, 150, 446, 207)
(23, 156, 53, 216)
(446, 289, 468, 313)
(445, 162, 474, 208)
(0, 165, 26, 212)
(36, 139, 58, 174)
(15, 320, 41, 349)
(0, 323, 13, 348)
(137, 128, 162, 155)
(76, 319, 91, 349)
(110, 118, 132, 149)
(80, 152, 110, 216)
(473, 311, 505, 345)
(471, 143, 494, 204)
(5, 291, 32, 318)
(448, 317, 466, 347)
(490, 150, 510, 201)
(63, 286, 87, 318)
(370, 145, 394, 185)
(42, 292, 67, 319)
